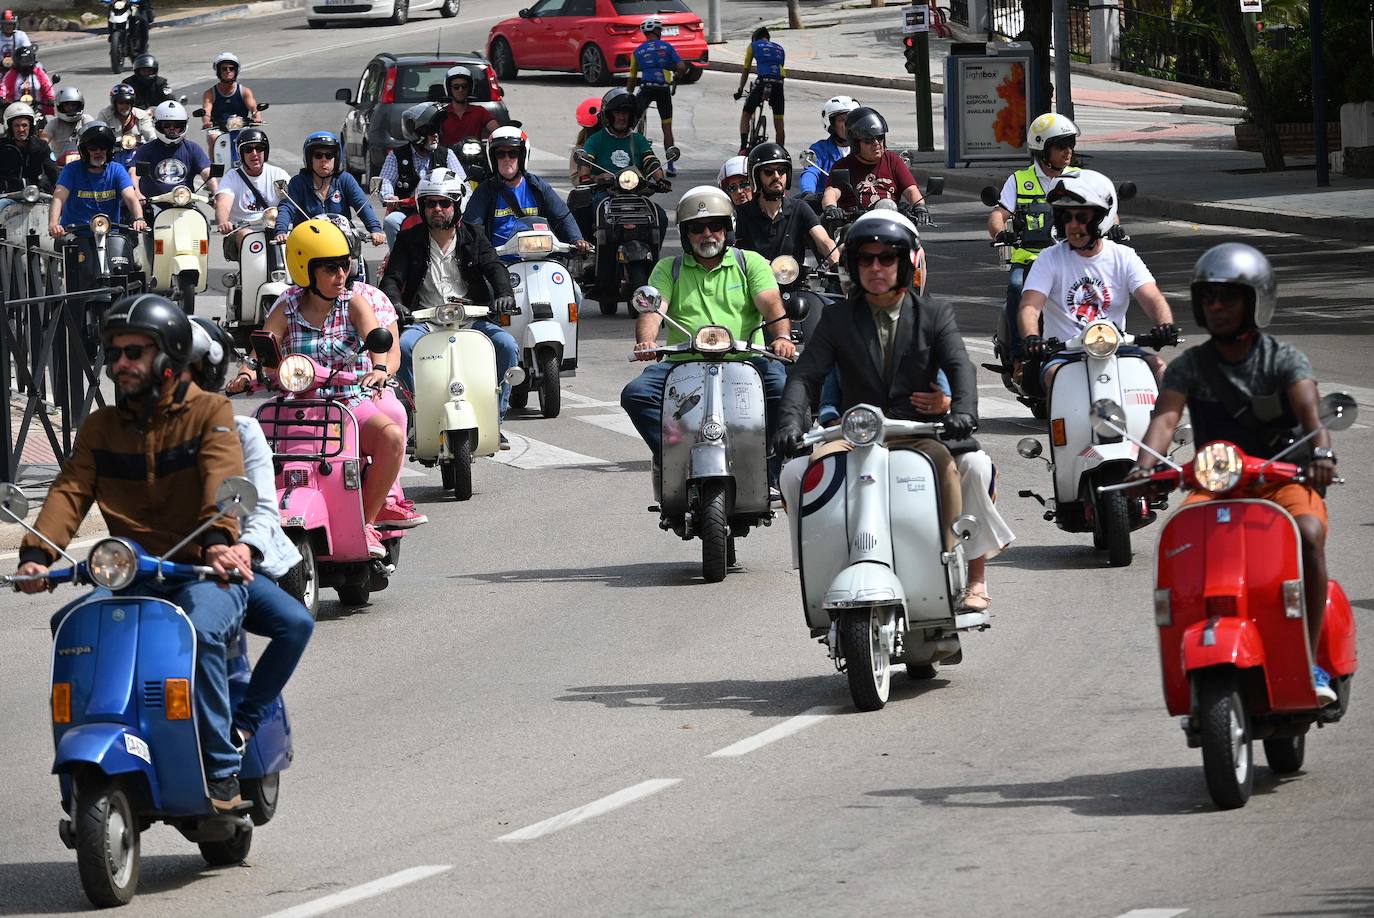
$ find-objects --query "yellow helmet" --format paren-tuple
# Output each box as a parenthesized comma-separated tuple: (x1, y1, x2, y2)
(286, 218, 352, 288)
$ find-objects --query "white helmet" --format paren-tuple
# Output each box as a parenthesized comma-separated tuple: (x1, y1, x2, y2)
(1046, 169, 1116, 243)
(152, 99, 188, 145)
(821, 95, 860, 131)
(1026, 112, 1079, 165)
(676, 185, 734, 226)
(213, 51, 241, 74)
(640, 16, 663, 33)
(4, 100, 35, 128)
(717, 155, 748, 186)
(55, 87, 85, 124)
(415, 167, 466, 226)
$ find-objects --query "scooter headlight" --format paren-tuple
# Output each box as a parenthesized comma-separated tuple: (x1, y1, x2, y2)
(693, 325, 733, 354)
(90, 215, 111, 237)
(1081, 321, 1121, 359)
(842, 405, 883, 447)
(617, 169, 641, 192)
(226, 115, 246, 131)
(277, 354, 316, 394)
(435, 303, 461, 326)
(770, 255, 800, 286)
(21, 184, 39, 202)
(516, 232, 554, 256)
(87, 538, 138, 590)
(121, 133, 138, 150)
(461, 140, 483, 158)
(1193, 441, 1243, 493)
(171, 186, 193, 207)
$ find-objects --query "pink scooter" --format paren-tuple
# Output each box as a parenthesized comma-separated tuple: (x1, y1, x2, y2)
(250, 328, 403, 615)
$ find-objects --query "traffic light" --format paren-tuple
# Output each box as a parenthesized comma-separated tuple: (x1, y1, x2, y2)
(904, 36, 920, 74)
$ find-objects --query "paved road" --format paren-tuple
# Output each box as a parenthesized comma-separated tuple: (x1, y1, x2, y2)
(3, 5, 1373, 917)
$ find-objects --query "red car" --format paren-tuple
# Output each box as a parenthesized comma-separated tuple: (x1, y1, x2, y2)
(487, 0, 707, 86)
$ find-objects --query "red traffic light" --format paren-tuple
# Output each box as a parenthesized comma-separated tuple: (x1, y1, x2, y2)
(904, 36, 916, 48)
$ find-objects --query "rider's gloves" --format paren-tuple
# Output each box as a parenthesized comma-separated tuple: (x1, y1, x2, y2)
(494, 295, 519, 316)
(772, 425, 807, 459)
(994, 229, 1016, 246)
(1106, 224, 1129, 243)
(941, 412, 977, 441)
(732, 91, 743, 101)
(1022, 334, 1046, 360)
(906, 202, 932, 227)
(1148, 323, 1180, 349)
(822, 205, 844, 224)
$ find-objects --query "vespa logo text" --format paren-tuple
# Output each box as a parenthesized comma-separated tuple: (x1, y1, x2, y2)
(57, 645, 93, 656)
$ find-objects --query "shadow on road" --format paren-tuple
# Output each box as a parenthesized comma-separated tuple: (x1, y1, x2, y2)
(458, 560, 689, 589)
(556, 672, 949, 715)
(997, 542, 1114, 572)
(865, 765, 1287, 818)
(0, 854, 221, 915)
(1262, 886, 1374, 917)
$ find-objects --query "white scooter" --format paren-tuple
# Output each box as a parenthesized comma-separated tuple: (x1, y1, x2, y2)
(795, 404, 983, 711)
(222, 206, 289, 342)
(0, 184, 56, 254)
(192, 105, 270, 169)
(495, 218, 581, 419)
(146, 167, 223, 314)
(1015, 320, 1178, 566)
(408, 298, 524, 501)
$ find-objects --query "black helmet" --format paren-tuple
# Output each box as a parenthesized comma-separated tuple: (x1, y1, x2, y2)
(746, 142, 790, 192)
(101, 294, 194, 381)
(13, 44, 36, 70)
(235, 126, 269, 160)
(110, 83, 137, 105)
(187, 317, 236, 392)
(845, 106, 888, 144)
(752, 26, 770, 41)
(133, 53, 158, 73)
(78, 123, 116, 164)
(844, 210, 922, 293)
(600, 86, 636, 119)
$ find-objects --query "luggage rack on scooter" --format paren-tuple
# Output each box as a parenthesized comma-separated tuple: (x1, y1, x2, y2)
(255, 398, 349, 460)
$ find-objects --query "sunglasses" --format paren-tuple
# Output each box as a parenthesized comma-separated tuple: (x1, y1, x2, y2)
(315, 259, 352, 275)
(1063, 208, 1096, 225)
(857, 137, 885, 146)
(104, 343, 151, 363)
(759, 166, 787, 178)
(422, 198, 455, 210)
(157, 123, 184, 135)
(240, 144, 266, 155)
(857, 251, 899, 267)
(1047, 137, 1077, 150)
(686, 218, 729, 235)
(722, 182, 750, 194)
(311, 150, 336, 160)
(494, 150, 520, 160)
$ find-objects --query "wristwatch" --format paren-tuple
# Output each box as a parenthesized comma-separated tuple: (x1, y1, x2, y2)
(372, 364, 388, 374)
(1312, 447, 1336, 464)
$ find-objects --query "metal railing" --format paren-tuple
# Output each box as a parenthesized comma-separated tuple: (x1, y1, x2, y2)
(947, 0, 969, 26)
(1119, 3, 1230, 89)
(1069, 0, 1092, 62)
(989, 0, 1024, 39)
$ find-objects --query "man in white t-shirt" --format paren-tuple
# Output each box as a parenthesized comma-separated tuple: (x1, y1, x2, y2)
(213, 128, 289, 259)
(1018, 170, 1175, 389)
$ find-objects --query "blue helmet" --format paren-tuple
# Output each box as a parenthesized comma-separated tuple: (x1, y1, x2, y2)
(302, 130, 341, 176)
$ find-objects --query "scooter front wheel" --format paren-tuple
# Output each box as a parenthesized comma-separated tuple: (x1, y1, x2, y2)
(177, 270, 198, 316)
(538, 351, 561, 418)
(75, 779, 140, 907)
(699, 481, 729, 583)
(1197, 670, 1253, 809)
(446, 431, 473, 501)
(843, 606, 894, 711)
(1099, 488, 1133, 567)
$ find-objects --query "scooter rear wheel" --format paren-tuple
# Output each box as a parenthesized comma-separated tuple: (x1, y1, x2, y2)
(843, 606, 894, 711)
(1197, 670, 1253, 809)
(337, 581, 371, 607)
(75, 779, 140, 907)
(279, 533, 318, 620)
(199, 824, 253, 866)
(1263, 734, 1306, 775)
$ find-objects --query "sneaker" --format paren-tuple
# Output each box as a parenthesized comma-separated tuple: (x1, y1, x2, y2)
(376, 496, 428, 529)
(1313, 665, 1338, 706)
(207, 776, 242, 813)
(666, 161, 677, 177)
(364, 525, 386, 560)
(499, 432, 511, 450)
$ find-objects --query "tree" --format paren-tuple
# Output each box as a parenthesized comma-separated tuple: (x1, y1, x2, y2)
(788, 0, 804, 28)
(1215, 0, 1285, 169)
(1016, 0, 1054, 113)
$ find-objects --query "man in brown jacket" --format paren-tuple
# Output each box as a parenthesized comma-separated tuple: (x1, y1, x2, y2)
(15, 294, 256, 811)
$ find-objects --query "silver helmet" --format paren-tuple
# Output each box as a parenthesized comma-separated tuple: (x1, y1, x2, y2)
(1191, 242, 1277, 330)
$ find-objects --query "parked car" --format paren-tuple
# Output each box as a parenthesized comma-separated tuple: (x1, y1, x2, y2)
(487, 0, 708, 86)
(307, 0, 460, 28)
(335, 52, 509, 183)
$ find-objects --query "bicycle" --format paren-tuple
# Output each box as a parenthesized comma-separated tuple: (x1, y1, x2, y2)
(737, 78, 778, 151)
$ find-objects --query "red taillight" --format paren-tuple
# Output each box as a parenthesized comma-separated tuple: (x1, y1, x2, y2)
(801, 461, 825, 494)
(1206, 595, 1238, 617)
(685, 21, 704, 31)
(379, 67, 397, 104)
(486, 64, 503, 101)
(606, 22, 638, 34)
(284, 468, 309, 489)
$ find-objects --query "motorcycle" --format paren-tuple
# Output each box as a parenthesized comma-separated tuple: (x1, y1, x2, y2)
(146, 167, 224, 314)
(454, 136, 489, 193)
(104, 0, 148, 74)
(0, 183, 56, 253)
(0, 477, 292, 908)
(793, 404, 985, 710)
(629, 284, 798, 583)
(1014, 320, 1178, 566)
(192, 104, 269, 169)
(569, 145, 678, 316)
(249, 327, 403, 613)
(406, 297, 524, 501)
(1091, 392, 1358, 809)
(495, 217, 580, 419)
(222, 206, 289, 344)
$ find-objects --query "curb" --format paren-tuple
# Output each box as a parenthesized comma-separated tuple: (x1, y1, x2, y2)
(48, 0, 306, 52)
(709, 59, 944, 95)
(903, 164, 1374, 243)
(1068, 62, 1243, 107)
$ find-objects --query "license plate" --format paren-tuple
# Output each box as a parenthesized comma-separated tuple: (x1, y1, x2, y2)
(662, 25, 679, 36)
(324, 0, 353, 6)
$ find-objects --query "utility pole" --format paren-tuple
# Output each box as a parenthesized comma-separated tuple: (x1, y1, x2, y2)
(1312, 0, 1329, 186)
(707, 0, 722, 43)
(904, 33, 935, 151)
(1052, 0, 1074, 120)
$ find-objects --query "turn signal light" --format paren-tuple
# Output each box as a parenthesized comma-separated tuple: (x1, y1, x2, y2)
(154, 239, 164, 255)
(568, 302, 578, 324)
(200, 239, 208, 256)
(165, 678, 191, 720)
(52, 682, 72, 724)
(497, 313, 510, 327)
(1050, 418, 1067, 447)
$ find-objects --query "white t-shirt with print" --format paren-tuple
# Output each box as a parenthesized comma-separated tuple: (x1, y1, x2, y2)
(215, 163, 290, 225)
(1023, 239, 1155, 342)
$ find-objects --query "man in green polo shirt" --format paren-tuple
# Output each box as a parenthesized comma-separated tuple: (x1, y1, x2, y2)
(620, 185, 795, 478)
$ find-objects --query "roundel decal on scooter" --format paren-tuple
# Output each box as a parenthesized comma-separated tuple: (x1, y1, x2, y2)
(248, 240, 264, 255)
(154, 157, 189, 186)
(508, 272, 521, 289)
(551, 271, 565, 285)
(800, 453, 845, 517)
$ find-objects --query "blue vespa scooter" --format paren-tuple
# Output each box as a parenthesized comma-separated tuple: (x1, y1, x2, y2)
(1, 478, 293, 908)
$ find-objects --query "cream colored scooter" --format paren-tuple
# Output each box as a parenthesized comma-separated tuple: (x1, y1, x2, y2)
(408, 298, 525, 501)
(145, 165, 224, 314)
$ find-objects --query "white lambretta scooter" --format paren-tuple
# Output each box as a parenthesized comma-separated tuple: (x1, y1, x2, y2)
(222, 205, 288, 343)
(495, 218, 580, 419)
(409, 298, 524, 501)
(1016, 320, 1177, 566)
(146, 169, 223, 315)
(796, 404, 984, 711)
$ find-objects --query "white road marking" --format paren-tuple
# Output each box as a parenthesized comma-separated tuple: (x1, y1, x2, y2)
(400, 467, 427, 479)
(560, 391, 624, 410)
(498, 779, 681, 842)
(979, 396, 1029, 419)
(707, 706, 843, 758)
(259, 865, 453, 918)
(576, 411, 642, 440)
(489, 433, 613, 470)
(964, 339, 996, 356)
(1114, 910, 1188, 918)
(0, 534, 102, 563)
(246, 13, 510, 70)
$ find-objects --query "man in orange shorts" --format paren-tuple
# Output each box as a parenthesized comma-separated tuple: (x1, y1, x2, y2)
(1130, 243, 1338, 703)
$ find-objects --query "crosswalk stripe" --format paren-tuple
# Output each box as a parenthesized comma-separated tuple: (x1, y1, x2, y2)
(575, 411, 642, 440)
(489, 433, 614, 470)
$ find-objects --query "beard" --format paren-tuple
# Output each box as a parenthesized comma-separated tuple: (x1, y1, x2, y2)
(426, 211, 451, 229)
(694, 237, 725, 259)
(417, 135, 438, 152)
(763, 186, 785, 201)
(113, 369, 154, 399)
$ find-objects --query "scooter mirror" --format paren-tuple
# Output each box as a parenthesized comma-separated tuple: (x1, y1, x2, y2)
(1321, 391, 1358, 431)
(980, 185, 1000, 208)
(829, 168, 853, 193)
(503, 366, 526, 387)
(363, 327, 394, 354)
(631, 285, 663, 315)
(209, 163, 226, 179)
(1117, 181, 1137, 202)
(191, 107, 207, 119)
(369, 176, 383, 195)
(799, 148, 817, 169)
(214, 476, 258, 519)
(0, 482, 30, 522)
(1016, 437, 1043, 459)
(273, 179, 289, 196)
(1090, 398, 1127, 438)
(950, 513, 981, 542)
(573, 150, 594, 167)
(1171, 424, 1192, 446)
(664, 146, 681, 163)
(924, 175, 945, 198)
(51, 74, 61, 85)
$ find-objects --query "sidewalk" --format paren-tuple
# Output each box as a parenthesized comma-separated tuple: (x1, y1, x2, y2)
(709, 3, 1374, 242)
(25, 0, 305, 51)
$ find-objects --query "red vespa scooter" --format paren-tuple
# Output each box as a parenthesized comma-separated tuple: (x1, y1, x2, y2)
(1096, 393, 1358, 809)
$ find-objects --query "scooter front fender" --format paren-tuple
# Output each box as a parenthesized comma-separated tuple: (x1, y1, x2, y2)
(171, 253, 208, 291)
(522, 319, 565, 352)
(1072, 447, 1137, 489)
(1180, 617, 1266, 673)
(442, 401, 478, 437)
(823, 561, 906, 613)
(53, 723, 163, 810)
(279, 488, 332, 557)
(689, 442, 729, 481)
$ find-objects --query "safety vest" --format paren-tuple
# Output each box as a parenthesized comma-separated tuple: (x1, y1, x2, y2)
(1009, 164, 1077, 265)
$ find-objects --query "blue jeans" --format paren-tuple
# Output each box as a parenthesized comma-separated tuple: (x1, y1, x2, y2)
(235, 576, 314, 736)
(51, 579, 248, 782)
(399, 320, 520, 422)
(1004, 262, 1028, 360)
(620, 356, 787, 468)
(383, 211, 407, 250)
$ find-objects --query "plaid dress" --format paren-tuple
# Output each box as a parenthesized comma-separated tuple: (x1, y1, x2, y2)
(267, 282, 398, 405)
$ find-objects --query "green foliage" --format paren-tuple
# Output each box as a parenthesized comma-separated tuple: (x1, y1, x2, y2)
(1236, 0, 1374, 120)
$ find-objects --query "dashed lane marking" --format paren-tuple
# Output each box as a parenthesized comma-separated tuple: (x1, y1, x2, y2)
(575, 411, 643, 441)
(707, 706, 844, 758)
(489, 433, 614, 470)
(258, 865, 453, 918)
(560, 391, 624, 410)
(498, 779, 681, 842)
(1114, 910, 1188, 918)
